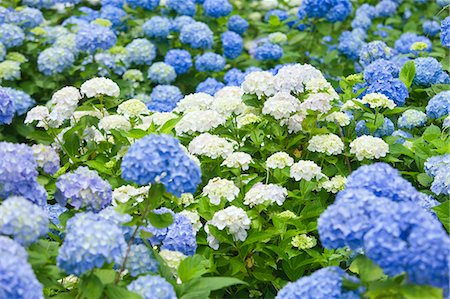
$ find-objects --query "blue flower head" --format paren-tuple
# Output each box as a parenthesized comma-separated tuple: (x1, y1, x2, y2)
(180, 22, 214, 49)
(398, 109, 427, 129)
(55, 166, 112, 212)
(425, 154, 450, 196)
(100, 5, 127, 28)
(31, 144, 60, 175)
(167, 0, 196, 16)
(0, 23, 24, 48)
(359, 41, 392, 66)
(375, 0, 398, 17)
(125, 38, 156, 66)
(124, 244, 159, 276)
(126, 0, 158, 10)
(121, 135, 201, 197)
(203, 0, 232, 18)
(1, 87, 34, 116)
(0, 88, 14, 124)
(22, 0, 55, 8)
(37, 47, 74, 76)
(195, 77, 225, 95)
(57, 212, 127, 276)
(221, 31, 243, 59)
(441, 16, 450, 48)
(423, 20, 441, 36)
(8, 7, 44, 29)
(127, 275, 177, 299)
(75, 23, 117, 53)
(426, 91, 450, 119)
(170, 16, 195, 32)
(395, 33, 432, 55)
(143, 16, 171, 38)
(228, 15, 248, 35)
(355, 117, 394, 137)
(102, 0, 125, 7)
(264, 9, 288, 23)
(195, 52, 226, 72)
(224, 68, 245, 86)
(160, 213, 197, 255)
(364, 59, 399, 84)
(365, 78, 408, 106)
(300, 0, 352, 23)
(338, 31, 365, 60)
(148, 62, 177, 84)
(326, 0, 352, 23)
(164, 49, 192, 74)
(253, 43, 283, 61)
(392, 129, 412, 144)
(413, 57, 446, 87)
(0, 196, 49, 246)
(146, 85, 183, 112)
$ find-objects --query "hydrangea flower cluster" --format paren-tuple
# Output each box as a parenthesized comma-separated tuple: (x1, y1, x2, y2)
(425, 154, 450, 196)
(127, 275, 177, 299)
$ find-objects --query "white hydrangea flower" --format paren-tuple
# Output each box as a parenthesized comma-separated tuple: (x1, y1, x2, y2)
(204, 223, 219, 250)
(98, 115, 131, 132)
(221, 152, 253, 170)
(236, 113, 262, 128)
(72, 110, 104, 125)
(305, 77, 336, 95)
(178, 193, 196, 206)
(82, 126, 106, 143)
(25, 106, 50, 128)
(319, 175, 347, 193)
(260, 0, 278, 10)
(175, 93, 214, 113)
(324, 112, 351, 126)
(179, 210, 202, 233)
(80, 77, 120, 98)
(117, 99, 149, 118)
(290, 160, 323, 181)
(360, 93, 396, 110)
(112, 185, 149, 205)
(300, 92, 334, 113)
(341, 99, 363, 111)
(274, 64, 324, 94)
(214, 86, 244, 99)
(137, 112, 177, 130)
(48, 86, 82, 126)
(209, 206, 251, 243)
(243, 182, 288, 207)
(175, 110, 226, 135)
(291, 234, 317, 249)
(262, 92, 301, 120)
(188, 133, 235, 159)
(211, 96, 246, 117)
(179, 144, 201, 167)
(202, 177, 240, 205)
(241, 71, 275, 98)
(350, 135, 389, 161)
(308, 134, 344, 155)
(443, 115, 450, 128)
(281, 112, 306, 133)
(266, 152, 294, 169)
(159, 250, 187, 270)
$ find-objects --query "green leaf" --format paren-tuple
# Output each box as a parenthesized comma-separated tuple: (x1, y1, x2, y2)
(349, 255, 385, 283)
(416, 173, 433, 187)
(178, 277, 246, 299)
(400, 284, 443, 299)
(148, 211, 173, 228)
(432, 201, 450, 232)
(399, 60, 416, 88)
(104, 285, 143, 299)
(178, 255, 209, 282)
(78, 274, 104, 299)
(94, 269, 116, 285)
(422, 125, 441, 142)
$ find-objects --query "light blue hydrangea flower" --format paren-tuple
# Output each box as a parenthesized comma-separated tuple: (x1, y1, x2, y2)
(0, 236, 44, 299)
(102, 0, 125, 7)
(0, 23, 24, 48)
(364, 59, 399, 84)
(164, 49, 192, 74)
(423, 20, 441, 36)
(395, 33, 432, 55)
(127, 275, 177, 299)
(338, 31, 365, 60)
(0, 196, 49, 246)
(167, 0, 196, 16)
(146, 85, 183, 112)
(413, 57, 448, 87)
(441, 16, 450, 48)
(355, 118, 394, 137)
(425, 154, 450, 196)
(57, 212, 127, 276)
(98, 207, 134, 240)
(53, 33, 79, 55)
(375, 0, 398, 17)
(75, 23, 117, 53)
(143, 16, 171, 38)
(148, 62, 177, 84)
(55, 166, 112, 212)
(125, 38, 156, 66)
(203, 0, 232, 18)
(224, 68, 245, 86)
(0, 142, 47, 206)
(228, 15, 248, 35)
(6, 7, 44, 29)
(170, 16, 195, 32)
(22, 0, 55, 8)
(195, 52, 226, 72)
(364, 78, 408, 106)
(0, 88, 14, 124)
(31, 144, 60, 175)
(124, 244, 159, 276)
(426, 91, 450, 119)
(398, 109, 427, 129)
(300, 0, 352, 23)
(221, 31, 243, 59)
(37, 47, 74, 76)
(100, 5, 127, 28)
(253, 43, 283, 61)
(359, 41, 392, 66)
(126, 0, 158, 10)
(121, 134, 201, 197)
(195, 77, 225, 95)
(180, 22, 214, 49)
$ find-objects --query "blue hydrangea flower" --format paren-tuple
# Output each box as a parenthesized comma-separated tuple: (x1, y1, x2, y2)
(57, 212, 127, 276)
(423, 20, 441, 36)
(203, 0, 232, 18)
(441, 16, 450, 48)
(351, 14, 372, 30)
(326, 0, 353, 23)
(148, 62, 177, 84)
(228, 15, 248, 35)
(0, 89, 14, 124)
(75, 23, 117, 53)
(127, 275, 177, 299)
(375, 0, 398, 17)
(180, 22, 213, 49)
(55, 166, 112, 212)
(124, 244, 159, 276)
(0, 43, 5, 62)
(22, 0, 55, 8)
(77, 7, 100, 22)
(413, 57, 446, 87)
(95, 52, 127, 76)
(143, 16, 171, 38)
(102, 0, 125, 7)
(195, 77, 225, 95)
(125, 38, 156, 66)
(0, 87, 36, 115)
(425, 155, 450, 196)
(364, 78, 408, 106)
(170, 16, 195, 32)
(355, 118, 394, 137)
(0, 236, 44, 299)
(300, 0, 352, 23)
(121, 134, 201, 197)
(264, 9, 289, 23)
(426, 91, 450, 119)
(373, 24, 392, 38)
(338, 31, 365, 60)
(167, 0, 196, 16)
(0, 23, 24, 48)
(195, 52, 226, 72)
(146, 85, 183, 112)
(98, 207, 133, 240)
(45, 203, 67, 233)
(54, 33, 79, 55)
(7, 7, 43, 29)
(395, 33, 432, 55)
(100, 5, 127, 28)
(359, 41, 392, 66)
(224, 68, 245, 86)
(0, 142, 47, 206)
(0, 196, 49, 246)
(276, 267, 361, 299)
(438, 0, 450, 5)
(398, 109, 427, 129)
(364, 59, 399, 84)
(253, 43, 283, 61)
(126, 0, 158, 10)
(37, 47, 74, 76)
(160, 213, 197, 255)
(425, 154, 450, 177)
(142, 208, 174, 245)
(221, 31, 243, 59)
(31, 144, 60, 175)
(164, 49, 192, 74)
(392, 129, 412, 144)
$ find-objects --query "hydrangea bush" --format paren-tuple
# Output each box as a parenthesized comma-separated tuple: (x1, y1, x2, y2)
(0, 0, 449, 298)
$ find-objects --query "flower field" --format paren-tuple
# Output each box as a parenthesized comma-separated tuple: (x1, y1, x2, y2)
(0, 0, 449, 298)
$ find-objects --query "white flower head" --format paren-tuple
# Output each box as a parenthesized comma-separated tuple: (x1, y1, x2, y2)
(188, 133, 235, 159)
(282, 112, 306, 133)
(175, 110, 226, 135)
(308, 134, 344, 155)
(266, 152, 294, 169)
(80, 77, 120, 98)
(175, 92, 214, 113)
(319, 175, 347, 193)
(274, 64, 325, 94)
(211, 96, 246, 117)
(202, 177, 239, 205)
(25, 106, 50, 128)
(112, 185, 149, 205)
(159, 250, 187, 270)
(324, 111, 351, 126)
(290, 160, 323, 181)
(117, 99, 149, 118)
(262, 92, 301, 120)
(350, 135, 389, 161)
(221, 152, 253, 170)
(236, 113, 262, 128)
(242, 71, 275, 98)
(214, 86, 244, 99)
(360, 93, 396, 110)
(48, 86, 82, 126)
(179, 210, 202, 233)
(209, 206, 251, 242)
(98, 115, 131, 132)
(300, 92, 334, 114)
(243, 182, 288, 207)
